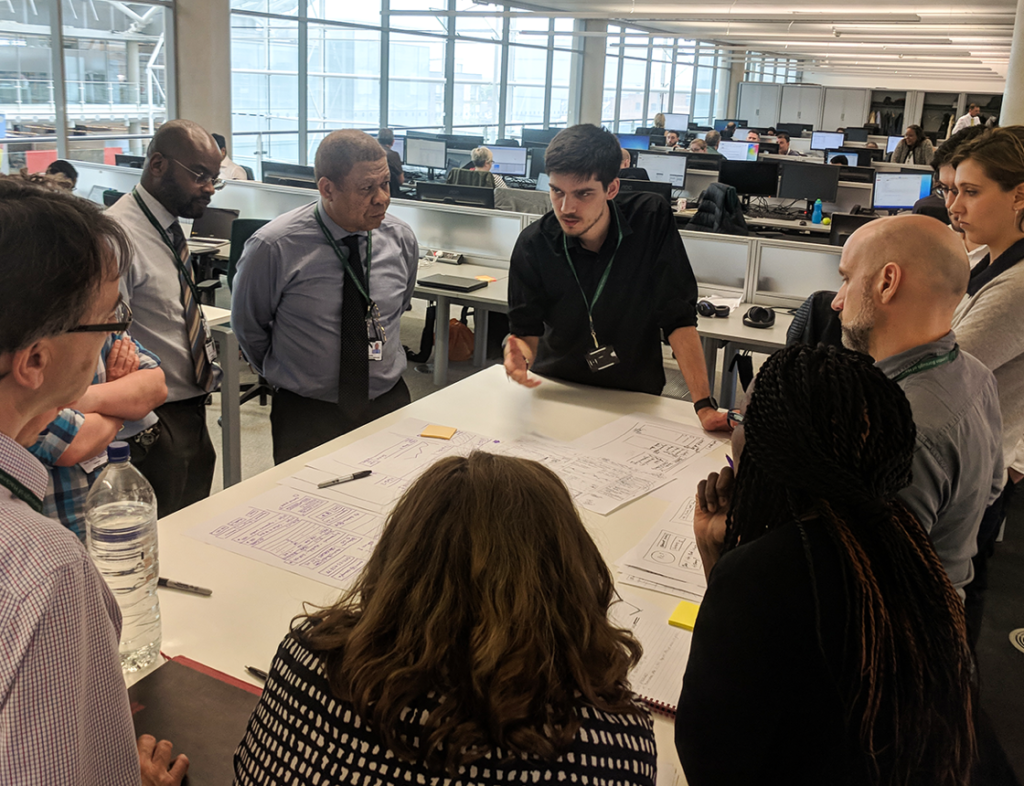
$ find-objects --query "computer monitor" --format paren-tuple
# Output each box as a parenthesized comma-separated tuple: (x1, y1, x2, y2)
(677, 150, 722, 172)
(617, 134, 651, 151)
(615, 178, 672, 204)
(713, 119, 747, 132)
(406, 137, 448, 169)
(777, 162, 841, 204)
(873, 172, 933, 210)
(811, 131, 845, 151)
(486, 145, 528, 177)
(825, 150, 854, 165)
(114, 154, 145, 169)
(844, 127, 870, 143)
(528, 146, 546, 179)
(416, 182, 495, 209)
(663, 113, 690, 132)
(535, 172, 550, 192)
(444, 133, 484, 148)
(837, 165, 876, 185)
(406, 130, 443, 140)
(834, 147, 882, 168)
(886, 135, 903, 154)
(262, 160, 317, 189)
(829, 213, 879, 247)
(759, 141, 780, 155)
(776, 122, 812, 137)
(636, 151, 688, 187)
(446, 150, 473, 170)
(717, 160, 780, 199)
(718, 141, 759, 162)
(87, 184, 109, 204)
(190, 207, 240, 240)
(522, 128, 560, 147)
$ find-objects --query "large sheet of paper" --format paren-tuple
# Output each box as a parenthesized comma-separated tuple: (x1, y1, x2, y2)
(186, 486, 385, 589)
(494, 434, 672, 515)
(573, 413, 722, 477)
(610, 589, 692, 715)
(617, 497, 708, 601)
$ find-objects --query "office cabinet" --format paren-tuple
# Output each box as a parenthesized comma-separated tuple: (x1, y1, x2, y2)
(737, 82, 782, 128)
(779, 85, 822, 127)
(821, 88, 870, 131)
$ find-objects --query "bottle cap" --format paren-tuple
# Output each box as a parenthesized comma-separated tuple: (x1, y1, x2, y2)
(107, 441, 130, 463)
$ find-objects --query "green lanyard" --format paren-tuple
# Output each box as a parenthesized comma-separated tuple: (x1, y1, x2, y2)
(313, 204, 374, 314)
(892, 346, 959, 383)
(131, 189, 205, 308)
(561, 204, 624, 348)
(0, 467, 43, 513)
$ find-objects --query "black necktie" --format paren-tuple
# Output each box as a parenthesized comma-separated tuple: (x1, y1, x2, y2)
(338, 235, 369, 413)
(167, 221, 216, 393)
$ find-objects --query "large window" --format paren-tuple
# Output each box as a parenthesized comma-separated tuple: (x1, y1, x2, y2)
(746, 52, 801, 83)
(1, 0, 172, 171)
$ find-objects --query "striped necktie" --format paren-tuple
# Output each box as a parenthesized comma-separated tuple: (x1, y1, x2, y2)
(167, 221, 217, 393)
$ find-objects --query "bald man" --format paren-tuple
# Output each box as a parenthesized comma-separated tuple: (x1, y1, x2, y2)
(832, 214, 1003, 600)
(107, 119, 224, 516)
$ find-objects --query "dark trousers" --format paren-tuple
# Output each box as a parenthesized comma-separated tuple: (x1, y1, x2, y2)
(270, 379, 411, 465)
(130, 395, 216, 519)
(965, 475, 1018, 650)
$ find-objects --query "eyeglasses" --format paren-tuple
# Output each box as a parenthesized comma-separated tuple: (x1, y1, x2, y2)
(934, 185, 958, 200)
(170, 158, 225, 191)
(727, 409, 745, 426)
(69, 294, 133, 335)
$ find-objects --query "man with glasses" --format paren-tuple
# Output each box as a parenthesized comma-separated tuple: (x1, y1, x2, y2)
(107, 119, 224, 517)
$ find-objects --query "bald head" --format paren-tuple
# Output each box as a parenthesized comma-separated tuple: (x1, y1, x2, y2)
(620, 148, 631, 169)
(146, 120, 220, 168)
(850, 214, 969, 302)
(315, 130, 385, 185)
(141, 119, 222, 219)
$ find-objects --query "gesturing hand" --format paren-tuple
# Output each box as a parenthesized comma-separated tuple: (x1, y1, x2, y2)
(503, 335, 541, 388)
(694, 465, 735, 580)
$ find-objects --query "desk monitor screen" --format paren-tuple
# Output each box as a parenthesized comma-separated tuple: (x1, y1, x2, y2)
(446, 150, 472, 170)
(406, 137, 447, 169)
(528, 146, 546, 179)
(615, 178, 672, 203)
(535, 172, 550, 192)
(488, 145, 529, 176)
(718, 160, 779, 198)
(190, 207, 240, 240)
(844, 127, 870, 143)
(713, 119, 748, 132)
(663, 113, 690, 132)
(718, 141, 759, 162)
(522, 128, 560, 147)
(636, 151, 687, 187)
(811, 131, 845, 151)
(777, 122, 813, 137)
(873, 172, 932, 210)
(759, 141, 780, 154)
(416, 182, 495, 209)
(836, 147, 882, 167)
(777, 162, 841, 203)
(886, 135, 903, 154)
(825, 149, 854, 165)
(262, 160, 316, 188)
(115, 154, 145, 168)
(87, 184, 108, 204)
(406, 130, 442, 140)
(617, 134, 651, 151)
(445, 133, 484, 148)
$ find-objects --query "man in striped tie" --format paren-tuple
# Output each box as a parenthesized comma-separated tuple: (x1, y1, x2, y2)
(107, 120, 224, 517)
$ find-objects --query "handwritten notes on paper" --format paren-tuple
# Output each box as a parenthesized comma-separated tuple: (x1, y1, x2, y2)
(186, 486, 385, 589)
(618, 497, 709, 602)
(573, 413, 721, 477)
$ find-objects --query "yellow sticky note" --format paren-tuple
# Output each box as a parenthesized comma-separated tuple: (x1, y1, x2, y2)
(475, 275, 497, 282)
(420, 425, 458, 440)
(668, 600, 700, 631)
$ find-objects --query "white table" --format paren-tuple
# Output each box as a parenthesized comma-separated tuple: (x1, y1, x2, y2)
(156, 365, 731, 783)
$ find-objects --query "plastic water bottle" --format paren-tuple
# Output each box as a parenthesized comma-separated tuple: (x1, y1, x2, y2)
(811, 199, 824, 224)
(85, 441, 161, 673)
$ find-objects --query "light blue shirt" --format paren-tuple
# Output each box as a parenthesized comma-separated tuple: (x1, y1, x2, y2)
(232, 199, 418, 403)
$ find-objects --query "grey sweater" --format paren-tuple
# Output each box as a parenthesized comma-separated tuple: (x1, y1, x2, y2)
(952, 260, 1024, 469)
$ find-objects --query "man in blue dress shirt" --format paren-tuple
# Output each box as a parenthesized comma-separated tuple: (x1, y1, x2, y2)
(233, 130, 419, 464)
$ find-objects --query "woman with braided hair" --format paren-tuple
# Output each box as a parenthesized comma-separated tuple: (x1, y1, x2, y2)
(675, 344, 975, 786)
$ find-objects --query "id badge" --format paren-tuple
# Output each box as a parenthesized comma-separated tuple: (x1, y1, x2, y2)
(79, 452, 108, 474)
(585, 344, 619, 373)
(368, 340, 384, 361)
(205, 336, 218, 363)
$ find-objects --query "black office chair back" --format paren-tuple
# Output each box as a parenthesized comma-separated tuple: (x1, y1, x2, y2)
(828, 212, 878, 247)
(103, 189, 125, 207)
(241, 165, 255, 180)
(446, 168, 495, 188)
(227, 218, 271, 290)
(495, 138, 519, 147)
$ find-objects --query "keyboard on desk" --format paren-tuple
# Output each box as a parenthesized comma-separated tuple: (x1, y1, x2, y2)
(745, 209, 805, 221)
(504, 177, 538, 190)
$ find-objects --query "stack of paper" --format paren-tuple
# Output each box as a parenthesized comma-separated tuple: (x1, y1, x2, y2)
(617, 497, 708, 603)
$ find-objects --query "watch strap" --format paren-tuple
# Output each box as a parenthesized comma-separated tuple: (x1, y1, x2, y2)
(693, 396, 719, 413)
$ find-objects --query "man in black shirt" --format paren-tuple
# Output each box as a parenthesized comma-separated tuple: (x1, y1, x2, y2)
(505, 124, 729, 431)
(378, 128, 404, 198)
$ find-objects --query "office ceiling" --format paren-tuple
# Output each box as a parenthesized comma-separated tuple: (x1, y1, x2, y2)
(503, 1, 1015, 83)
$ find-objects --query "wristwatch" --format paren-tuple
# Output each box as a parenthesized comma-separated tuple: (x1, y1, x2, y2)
(693, 396, 719, 414)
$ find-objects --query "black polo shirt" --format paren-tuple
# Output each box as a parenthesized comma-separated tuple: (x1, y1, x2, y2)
(509, 192, 699, 395)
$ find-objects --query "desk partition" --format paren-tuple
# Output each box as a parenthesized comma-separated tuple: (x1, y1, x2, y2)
(752, 238, 843, 307)
(680, 230, 754, 298)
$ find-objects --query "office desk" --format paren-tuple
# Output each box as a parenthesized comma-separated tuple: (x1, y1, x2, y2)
(157, 365, 724, 781)
(745, 216, 830, 235)
(413, 262, 510, 386)
(699, 305, 793, 407)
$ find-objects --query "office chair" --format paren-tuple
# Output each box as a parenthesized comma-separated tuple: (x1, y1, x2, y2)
(828, 212, 878, 247)
(102, 189, 125, 207)
(226, 218, 273, 407)
(241, 165, 255, 180)
(495, 138, 519, 147)
(446, 168, 495, 188)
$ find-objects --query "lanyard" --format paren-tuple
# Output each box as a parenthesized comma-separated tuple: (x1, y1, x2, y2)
(313, 205, 374, 313)
(561, 204, 624, 348)
(892, 347, 959, 383)
(0, 467, 43, 513)
(131, 189, 205, 308)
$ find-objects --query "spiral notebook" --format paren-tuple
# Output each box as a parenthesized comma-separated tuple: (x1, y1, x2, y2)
(610, 589, 694, 717)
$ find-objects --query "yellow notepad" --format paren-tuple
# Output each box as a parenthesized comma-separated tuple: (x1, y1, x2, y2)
(420, 424, 457, 440)
(668, 600, 700, 631)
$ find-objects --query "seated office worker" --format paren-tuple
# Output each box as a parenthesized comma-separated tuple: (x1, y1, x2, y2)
(233, 130, 419, 465)
(106, 120, 223, 518)
(213, 132, 248, 181)
(506, 124, 729, 431)
(703, 129, 723, 156)
(233, 452, 657, 786)
(831, 215, 1003, 599)
(678, 344, 975, 785)
(0, 175, 187, 786)
(776, 132, 803, 157)
(378, 127, 404, 197)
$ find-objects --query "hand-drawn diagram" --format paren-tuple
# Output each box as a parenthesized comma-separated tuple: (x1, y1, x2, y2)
(573, 414, 723, 477)
(617, 496, 707, 600)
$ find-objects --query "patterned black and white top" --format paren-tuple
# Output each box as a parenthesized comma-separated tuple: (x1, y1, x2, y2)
(233, 633, 658, 786)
